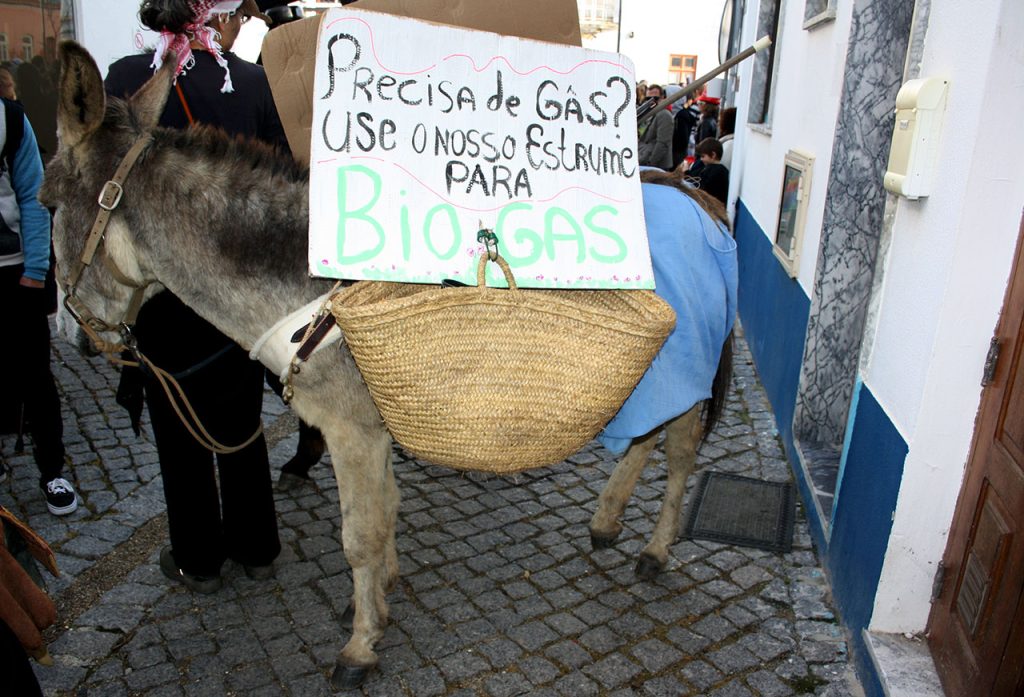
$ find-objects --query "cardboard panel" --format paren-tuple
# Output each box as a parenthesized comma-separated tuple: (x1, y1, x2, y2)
(262, 0, 582, 166)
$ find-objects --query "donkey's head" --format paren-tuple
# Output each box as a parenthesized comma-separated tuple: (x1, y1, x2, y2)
(40, 42, 174, 354)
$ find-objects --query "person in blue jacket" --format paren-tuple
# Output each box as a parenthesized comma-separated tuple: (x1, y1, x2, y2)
(0, 97, 76, 515)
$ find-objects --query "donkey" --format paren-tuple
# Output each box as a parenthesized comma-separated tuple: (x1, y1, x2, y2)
(42, 42, 732, 688)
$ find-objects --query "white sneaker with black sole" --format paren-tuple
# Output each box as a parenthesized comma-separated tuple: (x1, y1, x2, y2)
(42, 477, 78, 515)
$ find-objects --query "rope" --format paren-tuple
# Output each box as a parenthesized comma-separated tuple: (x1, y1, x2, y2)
(139, 352, 264, 455)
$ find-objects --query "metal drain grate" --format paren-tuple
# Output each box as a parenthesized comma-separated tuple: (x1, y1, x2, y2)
(682, 471, 796, 552)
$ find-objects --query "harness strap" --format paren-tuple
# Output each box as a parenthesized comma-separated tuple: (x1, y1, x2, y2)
(249, 285, 344, 380)
(294, 314, 337, 362)
(66, 135, 153, 291)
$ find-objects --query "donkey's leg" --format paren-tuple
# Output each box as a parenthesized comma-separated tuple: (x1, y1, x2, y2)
(589, 428, 660, 549)
(320, 421, 398, 690)
(635, 405, 702, 580)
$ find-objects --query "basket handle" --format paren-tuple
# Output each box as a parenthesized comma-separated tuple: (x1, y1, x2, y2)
(475, 228, 518, 289)
(476, 254, 517, 289)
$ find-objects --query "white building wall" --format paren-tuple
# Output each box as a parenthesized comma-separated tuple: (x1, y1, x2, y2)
(583, 1, 725, 90)
(71, 0, 149, 74)
(869, 0, 1024, 632)
(732, 0, 853, 295)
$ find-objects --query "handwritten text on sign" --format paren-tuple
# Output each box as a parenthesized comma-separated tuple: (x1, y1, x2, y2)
(309, 8, 652, 288)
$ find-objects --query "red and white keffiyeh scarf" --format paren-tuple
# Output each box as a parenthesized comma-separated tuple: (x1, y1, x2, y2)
(150, 0, 242, 93)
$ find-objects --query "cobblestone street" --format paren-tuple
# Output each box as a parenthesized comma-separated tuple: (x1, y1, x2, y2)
(0, 324, 861, 696)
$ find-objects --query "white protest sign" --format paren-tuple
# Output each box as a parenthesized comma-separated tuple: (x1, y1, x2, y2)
(309, 8, 652, 289)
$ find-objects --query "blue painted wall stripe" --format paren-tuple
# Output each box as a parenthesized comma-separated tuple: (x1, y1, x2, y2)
(733, 201, 810, 458)
(734, 200, 909, 697)
(829, 381, 907, 630)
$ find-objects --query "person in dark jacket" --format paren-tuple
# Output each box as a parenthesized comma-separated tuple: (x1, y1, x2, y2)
(105, 0, 282, 594)
(694, 95, 719, 147)
(685, 138, 730, 206)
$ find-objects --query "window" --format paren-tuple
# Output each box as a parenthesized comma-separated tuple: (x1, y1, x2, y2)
(772, 150, 814, 277)
(668, 54, 697, 84)
(21, 35, 33, 61)
(0, 34, 7, 63)
(579, 0, 618, 30)
(748, 0, 782, 126)
(804, 0, 837, 29)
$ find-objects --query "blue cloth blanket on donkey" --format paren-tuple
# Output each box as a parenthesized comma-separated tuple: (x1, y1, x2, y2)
(598, 180, 738, 454)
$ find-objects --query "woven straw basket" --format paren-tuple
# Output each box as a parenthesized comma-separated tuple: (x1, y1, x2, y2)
(330, 255, 676, 473)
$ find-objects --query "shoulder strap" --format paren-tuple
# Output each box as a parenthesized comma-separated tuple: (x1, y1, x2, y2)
(175, 83, 195, 125)
(1, 98, 24, 173)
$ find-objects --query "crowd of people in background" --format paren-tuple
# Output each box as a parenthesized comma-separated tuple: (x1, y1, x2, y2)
(635, 79, 736, 209)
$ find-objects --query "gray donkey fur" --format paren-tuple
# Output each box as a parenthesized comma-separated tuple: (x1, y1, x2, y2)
(42, 42, 718, 688)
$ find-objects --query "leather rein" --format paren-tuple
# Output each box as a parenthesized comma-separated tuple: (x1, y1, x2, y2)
(61, 134, 262, 455)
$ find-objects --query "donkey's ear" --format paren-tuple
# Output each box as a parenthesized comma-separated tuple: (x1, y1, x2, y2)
(57, 41, 105, 147)
(129, 53, 176, 132)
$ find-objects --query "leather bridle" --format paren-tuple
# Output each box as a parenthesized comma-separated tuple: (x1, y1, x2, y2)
(61, 135, 153, 358)
(58, 132, 263, 455)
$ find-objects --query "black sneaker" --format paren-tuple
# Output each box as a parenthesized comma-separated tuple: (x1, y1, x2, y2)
(41, 477, 78, 515)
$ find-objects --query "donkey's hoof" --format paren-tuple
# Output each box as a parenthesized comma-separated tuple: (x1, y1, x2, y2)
(634, 553, 664, 580)
(340, 601, 355, 629)
(590, 530, 620, 550)
(330, 662, 375, 690)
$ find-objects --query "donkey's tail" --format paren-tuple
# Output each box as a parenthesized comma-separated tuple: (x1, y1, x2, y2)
(701, 330, 734, 443)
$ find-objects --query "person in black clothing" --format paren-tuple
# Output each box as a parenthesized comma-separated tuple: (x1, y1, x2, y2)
(671, 94, 698, 171)
(105, 0, 282, 594)
(685, 138, 730, 206)
(252, 0, 330, 492)
(694, 95, 719, 147)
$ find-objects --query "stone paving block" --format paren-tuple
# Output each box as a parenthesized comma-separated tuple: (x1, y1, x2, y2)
(681, 658, 725, 691)
(507, 619, 559, 651)
(693, 613, 738, 643)
(124, 662, 181, 692)
(746, 668, 794, 697)
(544, 639, 593, 669)
(632, 637, 684, 674)
(437, 649, 493, 681)
(708, 641, 762, 674)
(277, 672, 333, 697)
(708, 679, 757, 696)
(642, 674, 693, 696)
(740, 630, 794, 662)
(166, 635, 216, 662)
(401, 665, 447, 696)
(579, 625, 626, 654)
(477, 636, 525, 668)
(572, 599, 617, 625)
(83, 679, 130, 696)
(607, 612, 656, 640)
(585, 650, 638, 691)
(554, 670, 601, 696)
(226, 661, 275, 691)
(484, 670, 536, 696)
(730, 558, 772, 584)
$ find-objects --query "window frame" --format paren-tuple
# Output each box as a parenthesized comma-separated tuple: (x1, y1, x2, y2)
(803, 0, 837, 29)
(772, 149, 815, 278)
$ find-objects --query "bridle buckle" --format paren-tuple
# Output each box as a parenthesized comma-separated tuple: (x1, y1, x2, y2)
(98, 180, 124, 211)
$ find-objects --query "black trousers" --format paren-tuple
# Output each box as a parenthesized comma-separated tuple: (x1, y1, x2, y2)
(0, 618, 42, 697)
(134, 292, 280, 577)
(0, 264, 65, 484)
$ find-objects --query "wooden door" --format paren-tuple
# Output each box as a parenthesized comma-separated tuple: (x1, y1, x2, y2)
(928, 216, 1024, 697)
